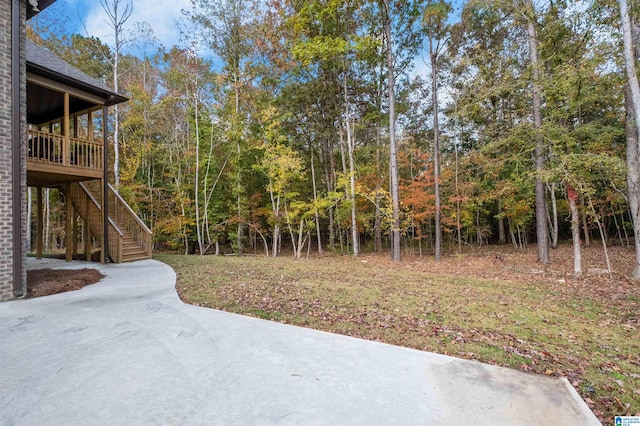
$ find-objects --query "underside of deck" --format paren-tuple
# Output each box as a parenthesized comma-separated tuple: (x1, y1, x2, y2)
(27, 167, 102, 188)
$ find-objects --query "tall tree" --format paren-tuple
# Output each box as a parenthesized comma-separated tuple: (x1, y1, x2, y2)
(379, 0, 426, 261)
(619, 0, 640, 279)
(100, 0, 133, 189)
(191, 0, 254, 255)
(381, 0, 402, 261)
(518, 0, 550, 263)
(423, 0, 451, 260)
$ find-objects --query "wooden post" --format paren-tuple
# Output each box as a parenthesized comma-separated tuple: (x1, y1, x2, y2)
(88, 111, 94, 168)
(63, 93, 70, 166)
(73, 114, 79, 167)
(100, 177, 106, 264)
(36, 187, 43, 259)
(65, 184, 73, 262)
(102, 105, 109, 263)
(72, 205, 78, 256)
(85, 194, 91, 261)
(87, 111, 93, 142)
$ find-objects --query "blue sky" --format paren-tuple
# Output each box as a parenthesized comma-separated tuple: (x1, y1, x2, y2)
(39, 0, 192, 52)
(41, 0, 464, 54)
(36, 0, 464, 76)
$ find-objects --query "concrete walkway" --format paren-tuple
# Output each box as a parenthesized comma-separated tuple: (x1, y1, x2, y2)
(0, 258, 600, 425)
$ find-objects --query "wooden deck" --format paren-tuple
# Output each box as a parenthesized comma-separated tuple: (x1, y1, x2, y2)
(27, 129, 103, 187)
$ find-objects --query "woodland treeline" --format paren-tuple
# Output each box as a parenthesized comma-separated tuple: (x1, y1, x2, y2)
(28, 0, 640, 278)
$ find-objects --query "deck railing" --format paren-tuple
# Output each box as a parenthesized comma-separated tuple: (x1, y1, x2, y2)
(27, 129, 103, 171)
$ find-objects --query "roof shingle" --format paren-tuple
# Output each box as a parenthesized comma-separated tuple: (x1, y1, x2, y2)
(26, 40, 128, 106)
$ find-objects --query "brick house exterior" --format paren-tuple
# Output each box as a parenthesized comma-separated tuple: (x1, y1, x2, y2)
(1, 0, 61, 301)
(1, 1, 149, 302)
(0, 0, 26, 301)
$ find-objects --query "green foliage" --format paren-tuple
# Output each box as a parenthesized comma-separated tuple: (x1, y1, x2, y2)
(37, 0, 632, 258)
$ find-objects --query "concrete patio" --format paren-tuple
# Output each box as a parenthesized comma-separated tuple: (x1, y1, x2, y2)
(0, 258, 600, 425)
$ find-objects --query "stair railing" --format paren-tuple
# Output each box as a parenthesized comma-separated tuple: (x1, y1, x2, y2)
(107, 184, 153, 258)
(73, 182, 124, 263)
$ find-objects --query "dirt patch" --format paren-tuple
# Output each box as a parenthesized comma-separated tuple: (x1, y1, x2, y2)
(27, 268, 105, 298)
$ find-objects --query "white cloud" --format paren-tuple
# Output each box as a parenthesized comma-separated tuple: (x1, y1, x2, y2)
(82, 0, 192, 52)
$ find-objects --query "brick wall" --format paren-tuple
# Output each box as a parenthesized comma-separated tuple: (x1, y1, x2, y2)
(0, 0, 26, 301)
(19, 0, 27, 300)
(0, 0, 13, 300)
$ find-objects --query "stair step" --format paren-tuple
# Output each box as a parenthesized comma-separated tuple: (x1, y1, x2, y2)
(123, 246, 146, 254)
(122, 249, 148, 255)
(121, 248, 149, 257)
(122, 254, 152, 263)
(122, 246, 142, 253)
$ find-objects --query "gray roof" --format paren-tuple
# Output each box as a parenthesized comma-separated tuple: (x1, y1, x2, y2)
(26, 39, 128, 106)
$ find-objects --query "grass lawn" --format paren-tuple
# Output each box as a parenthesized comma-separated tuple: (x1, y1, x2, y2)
(157, 245, 639, 423)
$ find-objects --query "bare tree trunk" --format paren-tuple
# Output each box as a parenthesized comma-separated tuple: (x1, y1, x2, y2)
(273, 222, 280, 257)
(374, 138, 383, 252)
(235, 79, 243, 256)
(581, 195, 590, 247)
(382, 0, 401, 262)
(328, 204, 335, 251)
(193, 88, 204, 255)
(284, 202, 297, 258)
(497, 201, 506, 245)
(625, 82, 640, 279)
(181, 201, 189, 255)
(568, 186, 582, 278)
(588, 195, 613, 279)
(100, 0, 132, 190)
(476, 208, 482, 247)
(338, 125, 351, 250)
(619, 0, 640, 279)
(509, 219, 518, 250)
(620, 0, 640, 143)
(269, 183, 280, 257)
(430, 35, 442, 261)
(310, 146, 322, 254)
(524, 4, 550, 263)
(548, 183, 559, 249)
(323, 137, 337, 251)
(612, 204, 625, 247)
(339, 127, 348, 175)
(622, 209, 630, 246)
(296, 219, 305, 259)
(343, 72, 359, 256)
(203, 119, 215, 250)
(456, 144, 463, 251)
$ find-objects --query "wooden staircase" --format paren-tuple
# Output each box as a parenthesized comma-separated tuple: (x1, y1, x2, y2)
(68, 182, 152, 263)
(119, 235, 150, 262)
